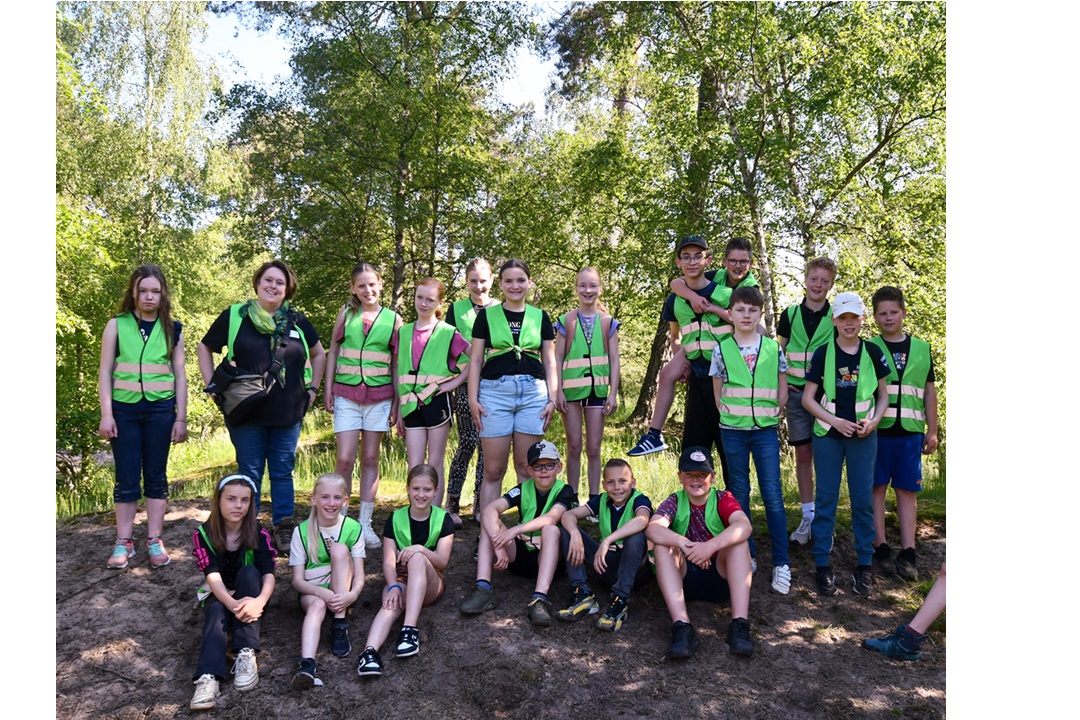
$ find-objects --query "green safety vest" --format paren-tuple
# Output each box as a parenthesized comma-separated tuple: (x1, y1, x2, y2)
(813, 340, 878, 437)
(397, 321, 458, 418)
(195, 525, 253, 605)
(112, 312, 175, 403)
(449, 298, 498, 370)
(391, 506, 449, 551)
(717, 335, 781, 428)
(227, 303, 311, 385)
(670, 272, 756, 361)
(868, 335, 932, 433)
(598, 490, 643, 548)
(670, 489, 727, 537)
(297, 517, 362, 574)
(518, 478, 567, 550)
(334, 306, 396, 387)
(783, 302, 834, 387)
(485, 304, 542, 363)
(559, 311, 611, 400)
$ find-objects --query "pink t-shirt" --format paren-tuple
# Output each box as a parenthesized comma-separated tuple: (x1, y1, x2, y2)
(404, 323, 470, 372)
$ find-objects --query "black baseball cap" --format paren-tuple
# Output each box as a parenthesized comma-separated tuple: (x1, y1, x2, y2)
(678, 446, 714, 473)
(676, 234, 709, 253)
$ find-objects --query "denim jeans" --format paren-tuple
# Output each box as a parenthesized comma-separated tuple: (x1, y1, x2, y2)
(194, 565, 263, 681)
(227, 420, 302, 525)
(110, 401, 175, 503)
(560, 527, 649, 599)
(720, 426, 789, 567)
(811, 432, 877, 568)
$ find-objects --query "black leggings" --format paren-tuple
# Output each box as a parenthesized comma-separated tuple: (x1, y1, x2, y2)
(194, 565, 262, 680)
(447, 388, 483, 503)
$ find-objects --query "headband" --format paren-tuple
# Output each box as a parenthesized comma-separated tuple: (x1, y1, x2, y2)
(218, 474, 258, 495)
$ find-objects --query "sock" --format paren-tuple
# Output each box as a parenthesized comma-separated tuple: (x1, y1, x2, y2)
(477, 579, 492, 592)
(648, 427, 662, 437)
(801, 502, 815, 520)
(532, 591, 548, 601)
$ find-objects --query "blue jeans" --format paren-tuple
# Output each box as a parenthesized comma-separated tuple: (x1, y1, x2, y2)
(560, 527, 649, 599)
(227, 420, 302, 525)
(720, 427, 789, 567)
(110, 401, 175, 503)
(811, 432, 877, 568)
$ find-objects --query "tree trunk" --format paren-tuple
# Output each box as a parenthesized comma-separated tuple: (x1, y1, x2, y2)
(627, 316, 672, 427)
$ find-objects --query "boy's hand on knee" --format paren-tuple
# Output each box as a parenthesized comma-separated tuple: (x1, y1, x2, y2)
(593, 540, 612, 573)
(683, 541, 713, 570)
(567, 533, 585, 566)
(493, 546, 510, 570)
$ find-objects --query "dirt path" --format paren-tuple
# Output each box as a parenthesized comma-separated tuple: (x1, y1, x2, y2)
(56, 501, 945, 719)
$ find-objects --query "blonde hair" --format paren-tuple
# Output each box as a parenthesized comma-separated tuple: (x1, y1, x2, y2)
(806, 257, 837, 279)
(465, 257, 492, 278)
(576, 266, 609, 314)
(306, 473, 349, 554)
(347, 263, 382, 313)
(416, 277, 447, 321)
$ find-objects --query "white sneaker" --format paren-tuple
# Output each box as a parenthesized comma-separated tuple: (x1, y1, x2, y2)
(361, 523, 382, 550)
(771, 564, 792, 595)
(790, 516, 813, 545)
(190, 674, 220, 711)
(232, 647, 259, 691)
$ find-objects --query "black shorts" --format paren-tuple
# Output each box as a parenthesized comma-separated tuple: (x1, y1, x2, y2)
(567, 390, 606, 408)
(508, 537, 566, 579)
(403, 392, 453, 429)
(683, 560, 731, 603)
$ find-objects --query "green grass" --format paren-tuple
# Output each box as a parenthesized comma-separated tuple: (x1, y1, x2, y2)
(56, 407, 946, 525)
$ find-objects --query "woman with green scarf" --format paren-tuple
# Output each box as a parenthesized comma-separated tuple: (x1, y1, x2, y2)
(198, 260, 326, 554)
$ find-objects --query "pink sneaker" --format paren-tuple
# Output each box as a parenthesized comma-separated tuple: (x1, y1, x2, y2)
(107, 538, 135, 570)
(147, 536, 171, 569)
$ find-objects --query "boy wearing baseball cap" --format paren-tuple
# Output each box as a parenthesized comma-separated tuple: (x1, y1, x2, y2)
(801, 292, 890, 598)
(646, 446, 755, 660)
(459, 440, 577, 626)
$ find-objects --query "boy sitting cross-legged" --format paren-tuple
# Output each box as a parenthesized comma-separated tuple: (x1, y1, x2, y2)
(556, 458, 653, 631)
(646, 446, 755, 660)
(459, 440, 575, 626)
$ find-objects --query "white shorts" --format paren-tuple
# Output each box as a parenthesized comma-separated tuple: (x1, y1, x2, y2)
(334, 396, 392, 433)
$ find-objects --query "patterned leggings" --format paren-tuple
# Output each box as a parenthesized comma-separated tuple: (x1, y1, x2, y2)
(446, 387, 483, 507)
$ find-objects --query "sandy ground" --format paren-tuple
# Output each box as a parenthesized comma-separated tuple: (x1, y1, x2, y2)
(56, 500, 945, 719)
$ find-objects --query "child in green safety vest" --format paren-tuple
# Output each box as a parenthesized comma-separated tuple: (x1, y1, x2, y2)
(554, 267, 621, 506)
(459, 441, 576, 627)
(802, 292, 891, 598)
(647, 447, 755, 660)
(868, 286, 939, 582)
(394, 278, 470, 511)
(357, 464, 455, 677)
(777, 257, 838, 547)
(288, 473, 366, 690)
(556, 458, 652, 631)
(709, 285, 792, 596)
(189, 474, 276, 711)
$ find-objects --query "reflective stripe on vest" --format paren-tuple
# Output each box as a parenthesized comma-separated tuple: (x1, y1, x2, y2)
(297, 517, 362, 584)
(559, 311, 611, 400)
(813, 341, 878, 437)
(718, 335, 780, 428)
(335, 307, 396, 387)
(397, 321, 458, 418)
(112, 313, 176, 402)
(598, 490, 642, 548)
(670, 271, 756, 361)
(391, 506, 448, 551)
(670, 489, 726, 537)
(783, 302, 834, 385)
(868, 335, 931, 433)
(485, 304, 542, 362)
(227, 303, 311, 385)
(519, 478, 566, 550)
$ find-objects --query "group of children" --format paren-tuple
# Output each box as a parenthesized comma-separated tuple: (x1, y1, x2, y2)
(95, 246, 939, 711)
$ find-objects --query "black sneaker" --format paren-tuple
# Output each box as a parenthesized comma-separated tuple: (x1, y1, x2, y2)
(292, 657, 318, 691)
(396, 625, 420, 657)
(557, 587, 598, 622)
(627, 431, 668, 457)
(331, 620, 351, 657)
(895, 547, 918, 581)
(852, 565, 874, 597)
(874, 543, 897, 576)
(815, 566, 838, 596)
(667, 620, 700, 659)
(273, 517, 296, 557)
(596, 595, 628, 632)
(357, 647, 383, 677)
(727, 617, 755, 657)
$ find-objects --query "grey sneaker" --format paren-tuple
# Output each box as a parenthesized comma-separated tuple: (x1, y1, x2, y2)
(190, 674, 220, 711)
(526, 597, 553, 627)
(231, 647, 259, 691)
(460, 585, 496, 615)
(790, 516, 813, 545)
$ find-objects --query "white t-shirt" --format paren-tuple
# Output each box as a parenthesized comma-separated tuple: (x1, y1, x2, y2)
(288, 514, 366, 585)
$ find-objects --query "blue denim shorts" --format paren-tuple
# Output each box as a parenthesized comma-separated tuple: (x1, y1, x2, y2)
(873, 433, 924, 492)
(477, 375, 549, 438)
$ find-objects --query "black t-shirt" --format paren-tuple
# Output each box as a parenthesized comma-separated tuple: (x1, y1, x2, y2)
(382, 511, 457, 544)
(876, 336, 936, 439)
(192, 524, 276, 590)
(201, 307, 320, 427)
(662, 280, 719, 377)
(805, 340, 891, 440)
(471, 306, 555, 380)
